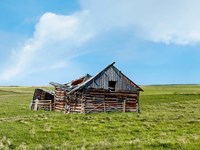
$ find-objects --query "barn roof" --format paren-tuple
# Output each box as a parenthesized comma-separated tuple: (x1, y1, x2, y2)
(68, 62, 143, 94)
(49, 82, 71, 91)
(49, 74, 92, 91)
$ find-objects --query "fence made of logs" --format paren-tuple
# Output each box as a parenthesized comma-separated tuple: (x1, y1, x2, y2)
(31, 99, 53, 111)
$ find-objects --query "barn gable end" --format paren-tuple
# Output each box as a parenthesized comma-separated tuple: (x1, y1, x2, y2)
(86, 63, 142, 92)
(68, 62, 142, 95)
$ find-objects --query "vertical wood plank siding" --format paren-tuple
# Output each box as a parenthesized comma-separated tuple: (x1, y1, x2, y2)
(88, 66, 137, 91)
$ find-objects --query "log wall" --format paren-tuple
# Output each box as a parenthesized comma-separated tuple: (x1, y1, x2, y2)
(84, 89, 138, 113)
(54, 87, 67, 112)
(68, 94, 84, 113)
(54, 88, 139, 114)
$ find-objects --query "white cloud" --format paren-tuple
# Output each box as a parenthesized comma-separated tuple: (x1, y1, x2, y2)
(34, 11, 94, 44)
(1, 0, 200, 83)
(80, 0, 200, 45)
(0, 39, 41, 80)
(0, 11, 93, 82)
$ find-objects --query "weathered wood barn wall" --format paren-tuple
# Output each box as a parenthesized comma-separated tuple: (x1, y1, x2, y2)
(51, 62, 143, 113)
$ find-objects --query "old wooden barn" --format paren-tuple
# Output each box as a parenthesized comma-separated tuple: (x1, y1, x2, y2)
(50, 62, 143, 113)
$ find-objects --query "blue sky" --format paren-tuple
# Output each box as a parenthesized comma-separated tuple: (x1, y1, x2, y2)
(1, 0, 200, 86)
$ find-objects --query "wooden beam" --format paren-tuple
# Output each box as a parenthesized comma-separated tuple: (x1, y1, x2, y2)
(123, 99, 126, 112)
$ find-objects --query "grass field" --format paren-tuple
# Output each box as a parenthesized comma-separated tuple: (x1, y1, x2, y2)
(0, 85, 200, 149)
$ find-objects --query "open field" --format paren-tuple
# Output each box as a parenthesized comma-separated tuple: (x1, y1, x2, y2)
(0, 85, 200, 149)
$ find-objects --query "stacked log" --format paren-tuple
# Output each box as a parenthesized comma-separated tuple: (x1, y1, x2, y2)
(43, 87, 138, 113)
(68, 94, 84, 113)
(84, 88, 138, 113)
(54, 87, 67, 112)
(70, 103, 83, 113)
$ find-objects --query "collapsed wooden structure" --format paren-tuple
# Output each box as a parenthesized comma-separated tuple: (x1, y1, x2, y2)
(30, 88, 54, 111)
(49, 62, 143, 113)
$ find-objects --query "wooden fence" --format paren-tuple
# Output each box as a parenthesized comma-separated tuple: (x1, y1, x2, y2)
(30, 99, 53, 111)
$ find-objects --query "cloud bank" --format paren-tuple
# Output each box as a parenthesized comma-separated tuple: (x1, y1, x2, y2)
(1, 0, 200, 83)
(80, 0, 200, 45)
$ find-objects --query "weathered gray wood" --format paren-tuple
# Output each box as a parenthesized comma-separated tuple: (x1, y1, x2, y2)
(46, 62, 142, 114)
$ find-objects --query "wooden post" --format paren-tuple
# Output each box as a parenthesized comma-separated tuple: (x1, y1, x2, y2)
(34, 99, 39, 111)
(137, 92, 140, 113)
(123, 99, 126, 112)
(81, 94, 84, 113)
(103, 99, 106, 112)
(50, 100, 52, 111)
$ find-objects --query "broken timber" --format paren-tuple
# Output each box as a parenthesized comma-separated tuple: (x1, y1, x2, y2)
(30, 88, 55, 111)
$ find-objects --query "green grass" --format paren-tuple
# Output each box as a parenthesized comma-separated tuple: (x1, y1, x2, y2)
(0, 85, 200, 149)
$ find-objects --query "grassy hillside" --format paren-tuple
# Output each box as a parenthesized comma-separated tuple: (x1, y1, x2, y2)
(0, 85, 200, 149)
